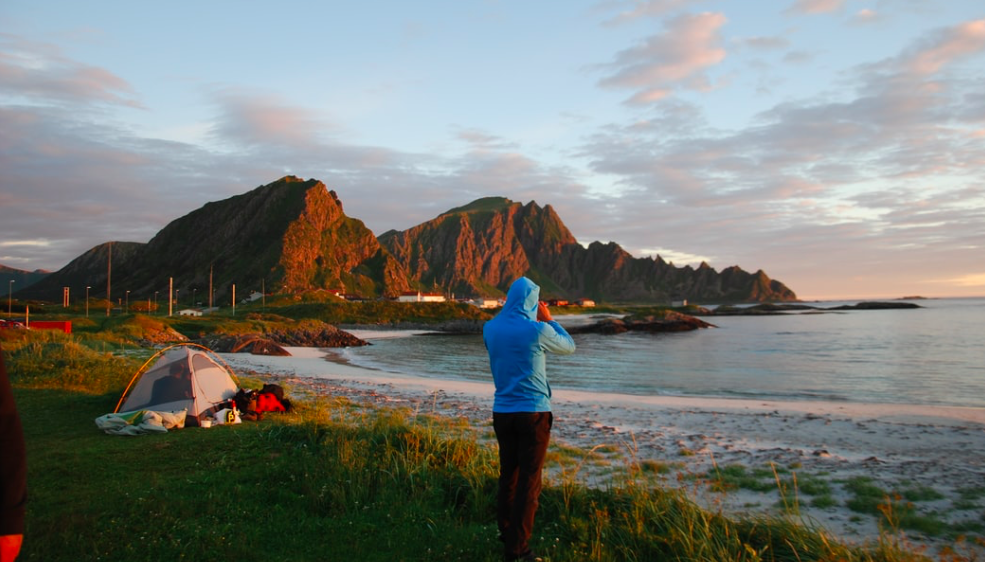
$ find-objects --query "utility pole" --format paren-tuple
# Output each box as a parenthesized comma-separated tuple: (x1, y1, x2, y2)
(106, 242, 112, 316)
(168, 277, 173, 317)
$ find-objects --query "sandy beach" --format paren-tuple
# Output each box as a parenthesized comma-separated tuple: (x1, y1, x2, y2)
(225, 347, 985, 555)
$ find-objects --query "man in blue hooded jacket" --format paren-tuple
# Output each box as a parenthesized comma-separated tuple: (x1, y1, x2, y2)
(484, 277, 575, 562)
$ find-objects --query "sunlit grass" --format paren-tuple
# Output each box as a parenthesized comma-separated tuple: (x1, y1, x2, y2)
(5, 329, 985, 561)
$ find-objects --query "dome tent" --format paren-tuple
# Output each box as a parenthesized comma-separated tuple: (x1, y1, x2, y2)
(114, 343, 240, 427)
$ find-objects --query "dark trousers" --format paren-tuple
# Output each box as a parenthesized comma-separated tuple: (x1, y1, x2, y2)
(493, 411, 553, 558)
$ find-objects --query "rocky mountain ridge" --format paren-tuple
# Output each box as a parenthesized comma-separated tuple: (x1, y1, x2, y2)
(378, 196, 796, 302)
(0, 264, 51, 291)
(15, 176, 796, 304)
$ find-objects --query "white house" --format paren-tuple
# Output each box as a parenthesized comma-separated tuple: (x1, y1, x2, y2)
(313, 288, 345, 300)
(472, 298, 500, 309)
(178, 308, 204, 317)
(397, 291, 446, 303)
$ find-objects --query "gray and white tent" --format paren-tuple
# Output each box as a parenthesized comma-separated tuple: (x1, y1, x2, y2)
(114, 343, 239, 427)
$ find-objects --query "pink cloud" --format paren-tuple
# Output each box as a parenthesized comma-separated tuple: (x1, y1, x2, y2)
(851, 9, 882, 25)
(598, 12, 727, 104)
(906, 19, 985, 76)
(785, 0, 845, 16)
(626, 88, 673, 104)
(0, 36, 140, 108)
(209, 91, 335, 149)
(602, 0, 709, 26)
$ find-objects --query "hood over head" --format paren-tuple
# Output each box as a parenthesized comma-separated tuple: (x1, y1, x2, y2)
(502, 277, 540, 321)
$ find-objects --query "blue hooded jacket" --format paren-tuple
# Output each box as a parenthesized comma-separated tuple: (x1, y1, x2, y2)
(483, 277, 576, 413)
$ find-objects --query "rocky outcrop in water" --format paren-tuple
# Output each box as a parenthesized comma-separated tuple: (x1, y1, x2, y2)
(709, 302, 922, 315)
(567, 311, 715, 335)
(828, 302, 921, 310)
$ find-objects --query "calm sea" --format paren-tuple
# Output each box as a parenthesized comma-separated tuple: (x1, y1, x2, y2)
(332, 297, 985, 409)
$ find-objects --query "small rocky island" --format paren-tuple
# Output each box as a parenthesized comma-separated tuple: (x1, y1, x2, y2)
(708, 301, 922, 315)
(567, 310, 716, 335)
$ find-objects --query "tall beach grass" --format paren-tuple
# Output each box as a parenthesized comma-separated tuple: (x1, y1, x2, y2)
(4, 330, 982, 561)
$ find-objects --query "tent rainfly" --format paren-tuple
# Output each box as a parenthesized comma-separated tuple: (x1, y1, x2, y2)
(114, 343, 239, 427)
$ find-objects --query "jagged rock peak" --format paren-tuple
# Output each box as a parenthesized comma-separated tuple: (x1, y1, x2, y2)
(254, 175, 340, 204)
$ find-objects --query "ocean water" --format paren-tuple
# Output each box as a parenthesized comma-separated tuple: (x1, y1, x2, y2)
(332, 297, 985, 408)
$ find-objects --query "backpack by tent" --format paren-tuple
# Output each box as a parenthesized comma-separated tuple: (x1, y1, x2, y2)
(114, 343, 240, 427)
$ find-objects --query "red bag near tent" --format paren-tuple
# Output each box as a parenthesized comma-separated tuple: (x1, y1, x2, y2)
(232, 384, 292, 417)
(256, 392, 286, 413)
(255, 384, 291, 413)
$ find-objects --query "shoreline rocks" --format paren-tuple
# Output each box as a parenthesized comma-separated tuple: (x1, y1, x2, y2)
(198, 322, 368, 355)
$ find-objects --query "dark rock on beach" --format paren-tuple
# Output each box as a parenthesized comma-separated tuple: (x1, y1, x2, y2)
(201, 335, 292, 356)
(271, 323, 369, 347)
(199, 321, 367, 355)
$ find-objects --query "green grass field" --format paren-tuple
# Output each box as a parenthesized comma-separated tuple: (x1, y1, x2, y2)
(4, 328, 981, 561)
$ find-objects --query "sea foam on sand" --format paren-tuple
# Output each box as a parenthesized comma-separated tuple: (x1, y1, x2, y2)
(222, 347, 985, 554)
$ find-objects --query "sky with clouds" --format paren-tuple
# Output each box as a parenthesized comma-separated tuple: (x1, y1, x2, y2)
(1, 0, 983, 300)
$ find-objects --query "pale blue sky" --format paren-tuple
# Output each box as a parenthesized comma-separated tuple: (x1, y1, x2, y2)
(2, 1, 983, 299)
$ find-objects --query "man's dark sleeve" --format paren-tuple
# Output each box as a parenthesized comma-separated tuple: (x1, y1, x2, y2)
(0, 344, 27, 536)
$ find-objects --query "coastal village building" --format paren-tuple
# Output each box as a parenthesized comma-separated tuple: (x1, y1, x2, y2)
(396, 291, 446, 303)
(472, 298, 500, 309)
(312, 288, 345, 300)
(178, 307, 220, 316)
(576, 299, 596, 307)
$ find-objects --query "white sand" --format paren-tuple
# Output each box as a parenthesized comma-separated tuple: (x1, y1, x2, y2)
(224, 347, 985, 555)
